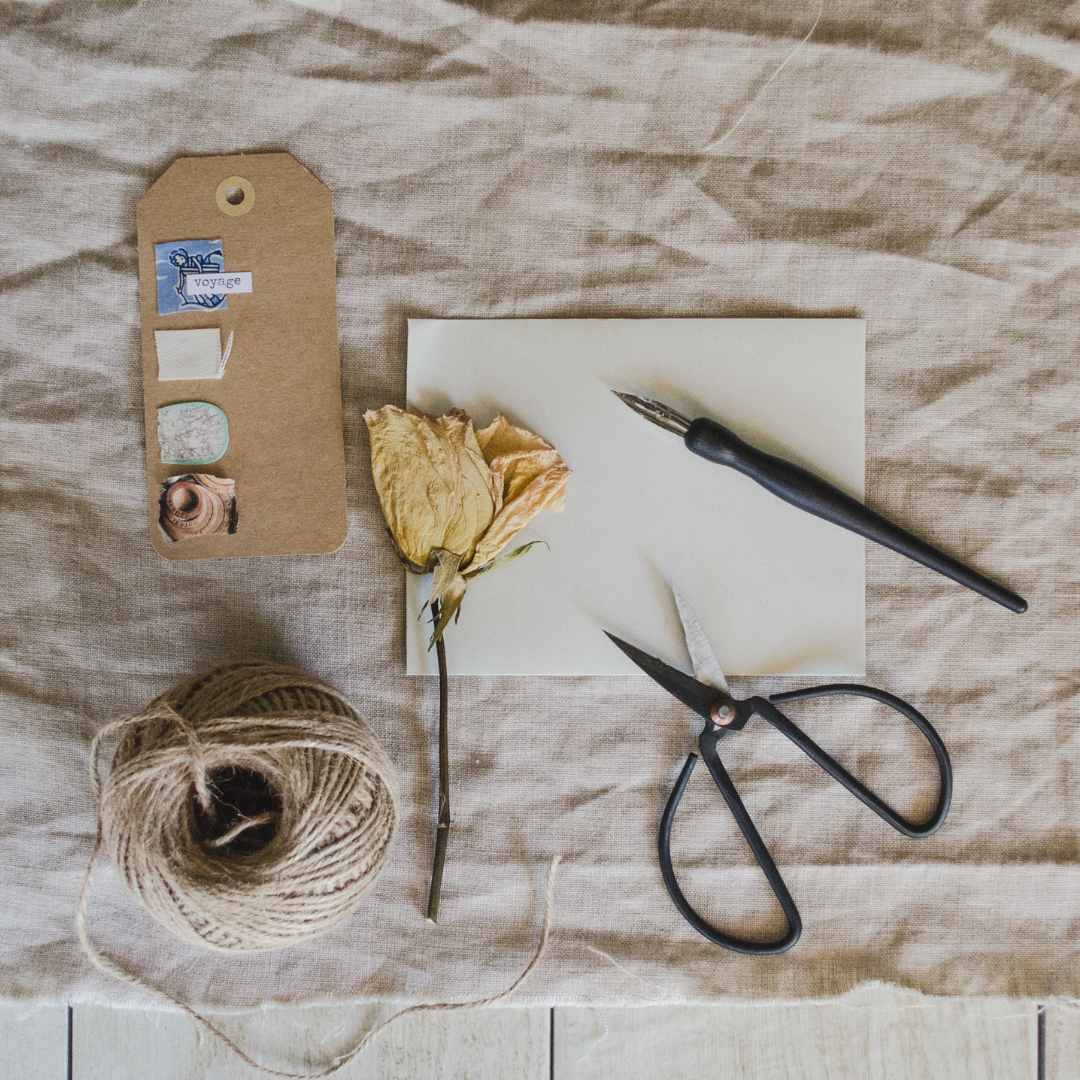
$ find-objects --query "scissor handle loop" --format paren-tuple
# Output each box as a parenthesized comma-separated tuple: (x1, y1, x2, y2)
(658, 684, 952, 954)
(760, 683, 953, 838)
(658, 752, 802, 955)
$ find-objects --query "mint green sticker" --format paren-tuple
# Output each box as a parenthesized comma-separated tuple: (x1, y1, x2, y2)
(157, 401, 229, 465)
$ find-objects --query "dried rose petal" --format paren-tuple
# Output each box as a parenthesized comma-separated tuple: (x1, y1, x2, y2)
(437, 410, 496, 564)
(470, 416, 570, 571)
(364, 405, 495, 571)
(365, 405, 569, 642)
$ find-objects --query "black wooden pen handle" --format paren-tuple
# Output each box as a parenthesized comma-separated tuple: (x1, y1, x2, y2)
(685, 418, 1027, 614)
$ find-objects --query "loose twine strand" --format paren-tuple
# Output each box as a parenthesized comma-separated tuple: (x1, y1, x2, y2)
(78, 844, 560, 1078)
(702, 0, 825, 153)
(76, 663, 559, 1077)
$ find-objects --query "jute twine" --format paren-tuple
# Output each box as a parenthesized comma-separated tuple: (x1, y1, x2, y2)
(76, 661, 559, 1077)
(80, 662, 399, 953)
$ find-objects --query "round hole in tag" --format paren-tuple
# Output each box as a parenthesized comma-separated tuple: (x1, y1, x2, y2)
(216, 176, 255, 216)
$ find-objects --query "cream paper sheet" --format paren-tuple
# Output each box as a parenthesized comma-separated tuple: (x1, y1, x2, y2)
(0, 0, 1076, 1009)
(405, 318, 865, 677)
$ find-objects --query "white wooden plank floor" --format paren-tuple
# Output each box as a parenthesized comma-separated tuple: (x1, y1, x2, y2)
(1045, 1000, 1080, 1080)
(0, 989, 1063, 1080)
(556, 989, 1038, 1080)
(73, 1001, 549, 1080)
(0, 1002, 67, 1080)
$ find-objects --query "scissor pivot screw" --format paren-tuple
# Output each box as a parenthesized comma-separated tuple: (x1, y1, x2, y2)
(711, 701, 735, 726)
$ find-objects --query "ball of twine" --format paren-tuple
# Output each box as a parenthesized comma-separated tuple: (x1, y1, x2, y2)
(84, 662, 399, 954)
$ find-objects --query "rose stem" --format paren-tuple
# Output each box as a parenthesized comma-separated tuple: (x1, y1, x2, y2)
(426, 599, 450, 923)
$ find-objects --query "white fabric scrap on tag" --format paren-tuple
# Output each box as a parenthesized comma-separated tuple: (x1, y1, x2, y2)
(155, 329, 232, 381)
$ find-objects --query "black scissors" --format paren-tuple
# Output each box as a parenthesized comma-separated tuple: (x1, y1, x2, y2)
(606, 589, 953, 956)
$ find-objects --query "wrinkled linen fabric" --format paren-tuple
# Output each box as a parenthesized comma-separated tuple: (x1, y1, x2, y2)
(1, 0, 1077, 1008)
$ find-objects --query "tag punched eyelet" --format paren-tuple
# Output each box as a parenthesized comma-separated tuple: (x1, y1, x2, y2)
(216, 175, 255, 216)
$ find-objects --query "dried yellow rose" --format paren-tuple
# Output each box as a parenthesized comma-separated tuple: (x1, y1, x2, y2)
(364, 405, 571, 642)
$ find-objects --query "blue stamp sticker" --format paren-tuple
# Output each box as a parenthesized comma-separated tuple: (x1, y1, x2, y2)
(155, 239, 228, 315)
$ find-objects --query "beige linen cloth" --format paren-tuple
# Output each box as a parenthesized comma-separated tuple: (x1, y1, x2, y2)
(1, 0, 1077, 1009)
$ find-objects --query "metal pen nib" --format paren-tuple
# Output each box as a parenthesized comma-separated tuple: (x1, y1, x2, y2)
(613, 392, 692, 437)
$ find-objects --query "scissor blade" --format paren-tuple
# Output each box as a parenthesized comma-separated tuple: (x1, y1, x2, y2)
(605, 632, 719, 721)
(672, 586, 730, 694)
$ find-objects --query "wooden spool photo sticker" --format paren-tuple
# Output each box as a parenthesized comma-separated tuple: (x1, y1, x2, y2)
(216, 175, 255, 216)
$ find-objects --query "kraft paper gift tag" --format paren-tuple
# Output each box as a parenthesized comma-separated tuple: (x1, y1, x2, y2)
(137, 153, 348, 559)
